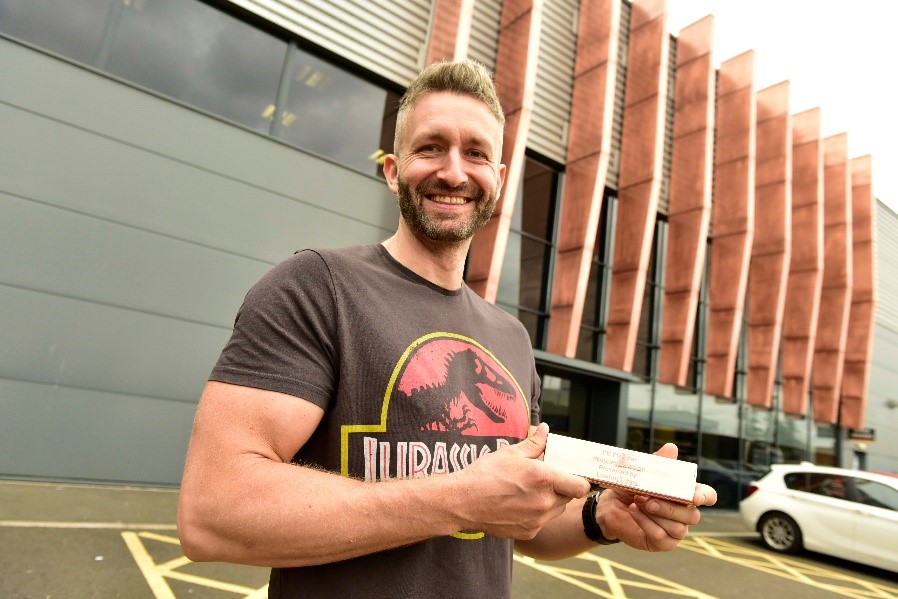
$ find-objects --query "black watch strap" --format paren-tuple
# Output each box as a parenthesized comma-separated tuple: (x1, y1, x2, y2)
(582, 490, 621, 545)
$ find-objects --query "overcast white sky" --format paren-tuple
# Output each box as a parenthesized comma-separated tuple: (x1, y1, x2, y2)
(666, 0, 898, 214)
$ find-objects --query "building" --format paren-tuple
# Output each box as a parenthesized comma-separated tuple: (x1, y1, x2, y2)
(1, 0, 895, 509)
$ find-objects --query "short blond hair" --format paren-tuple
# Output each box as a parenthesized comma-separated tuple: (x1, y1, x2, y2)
(393, 60, 505, 155)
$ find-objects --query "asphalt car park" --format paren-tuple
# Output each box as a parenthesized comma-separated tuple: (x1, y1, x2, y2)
(1, 480, 896, 598)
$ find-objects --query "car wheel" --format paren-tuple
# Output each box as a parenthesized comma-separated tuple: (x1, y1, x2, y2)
(758, 512, 802, 554)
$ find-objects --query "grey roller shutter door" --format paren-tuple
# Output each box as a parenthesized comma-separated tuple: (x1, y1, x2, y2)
(228, 0, 433, 85)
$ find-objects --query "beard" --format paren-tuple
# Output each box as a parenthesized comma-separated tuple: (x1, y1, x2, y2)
(396, 177, 499, 243)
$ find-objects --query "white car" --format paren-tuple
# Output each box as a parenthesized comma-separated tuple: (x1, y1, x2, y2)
(739, 463, 898, 573)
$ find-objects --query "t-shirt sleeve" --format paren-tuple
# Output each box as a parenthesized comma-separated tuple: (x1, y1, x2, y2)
(529, 359, 542, 426)
(209, 250, 338, 409)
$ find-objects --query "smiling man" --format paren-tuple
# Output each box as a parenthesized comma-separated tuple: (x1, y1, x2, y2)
(177, 59, 716, 599)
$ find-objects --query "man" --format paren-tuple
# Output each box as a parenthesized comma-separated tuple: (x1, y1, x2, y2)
(177, 59, 717, 598)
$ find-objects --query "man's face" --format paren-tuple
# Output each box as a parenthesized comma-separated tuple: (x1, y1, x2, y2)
(385, 91, 506, 243)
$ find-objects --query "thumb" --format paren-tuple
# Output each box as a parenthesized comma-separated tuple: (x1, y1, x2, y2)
(513, 422, 549, 459)
(654, 442, 678, 459)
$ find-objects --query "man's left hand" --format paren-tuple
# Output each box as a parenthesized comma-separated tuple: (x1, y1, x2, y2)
(596, 443, 717, 552)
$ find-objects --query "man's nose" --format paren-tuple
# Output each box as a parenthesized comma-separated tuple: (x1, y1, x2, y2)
(437, 149, 468, 188)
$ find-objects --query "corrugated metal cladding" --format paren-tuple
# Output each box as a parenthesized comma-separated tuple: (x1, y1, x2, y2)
(607, 0, 632, 190)
(528, 0, 580, 164)
(227, 0, 432, 86)
(876, 201, 898, 332)
(468, 0, 502, 71)
(659, 35, 676, 215)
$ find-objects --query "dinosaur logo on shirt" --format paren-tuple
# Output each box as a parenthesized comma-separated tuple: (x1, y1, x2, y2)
(341, 333, 531, 476)
(393, 339, 528, 436)
(341, 333, 531, 540)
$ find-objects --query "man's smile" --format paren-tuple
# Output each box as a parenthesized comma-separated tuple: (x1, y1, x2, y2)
(427, 195, 470, 205)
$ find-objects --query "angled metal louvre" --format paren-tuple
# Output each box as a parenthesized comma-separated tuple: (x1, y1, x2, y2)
(228, 0, 433, 85)
(468, 0, 502, 71)
(527, 0, 579, 164)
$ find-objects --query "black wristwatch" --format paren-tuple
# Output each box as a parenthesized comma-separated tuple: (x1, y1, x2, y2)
(582, 490, 621, 545)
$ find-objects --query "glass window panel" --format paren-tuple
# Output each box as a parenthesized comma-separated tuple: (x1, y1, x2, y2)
(700, 394, 739, 439)
(497, 157, 557, 344)
(0, 0, 114, 64)
(808, 473, 850, 500)
(653, 384, 698, 433)
(540, 374, 572, 434)
(520, 160, 555, 239)
(517, 310, 539, 347)
(278, 47, 394, 175)
(576, 196, 613, 362)
(499, 230, 524, 308)
(574, 319, 596, 362)
(700, 439, 753, 508)
(580, 255, 600, 332)
(626, 382, 652, 452)
(777, 412, 809, 462)
(104, 0, 286, 134)
(743, 404, 774, 444)
(854, 479, 898, 510)
(813, 423, 837, 466)
(519, 237, 547, 308)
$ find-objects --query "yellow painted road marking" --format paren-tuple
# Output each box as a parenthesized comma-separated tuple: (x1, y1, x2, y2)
(679, 537, 898, 599)
(121, 532, 177, 599)
(122, 531, 268, 598)
(514, 553, 718, 598)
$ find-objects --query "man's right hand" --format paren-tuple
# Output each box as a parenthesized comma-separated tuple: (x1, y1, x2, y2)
(448, 423, 591, 539)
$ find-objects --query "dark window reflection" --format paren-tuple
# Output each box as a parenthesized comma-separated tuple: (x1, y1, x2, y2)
(1, 0, 399, 175)
(495, 157, 558, 347)
(104, 0, 285, 134)
(277, 48, 397, 175)
(632, 222, 661, 379)
(0, 0, 114, 64)
(577, 193, 615, 362)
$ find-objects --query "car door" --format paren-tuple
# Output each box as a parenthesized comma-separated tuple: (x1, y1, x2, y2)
(847, 477, 898, 572)
(791, 473, 857, 554)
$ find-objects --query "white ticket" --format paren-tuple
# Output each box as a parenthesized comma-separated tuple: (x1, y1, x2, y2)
(543, 433, 698, 504)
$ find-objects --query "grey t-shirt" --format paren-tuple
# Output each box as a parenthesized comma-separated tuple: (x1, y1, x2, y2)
(210, 244, 541, 598)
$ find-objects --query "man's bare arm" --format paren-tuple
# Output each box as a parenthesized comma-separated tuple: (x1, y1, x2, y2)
(177, 382, 590, 567)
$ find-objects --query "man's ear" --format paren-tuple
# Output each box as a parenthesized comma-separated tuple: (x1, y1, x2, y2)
(383, 153, 400, 194)
(497, 162, 507, 195)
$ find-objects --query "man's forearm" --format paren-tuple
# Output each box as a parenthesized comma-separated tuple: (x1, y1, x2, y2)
(178, 458, 463, 567)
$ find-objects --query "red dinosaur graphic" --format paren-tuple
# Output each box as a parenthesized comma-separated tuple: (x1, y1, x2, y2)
(392, 337, 529, 438)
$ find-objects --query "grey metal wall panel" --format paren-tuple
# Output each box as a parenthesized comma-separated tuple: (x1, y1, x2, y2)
(876, 201, 898, 332)
(228, 0, 432, 85)
(0, 106, 392, 264)
(0, 379, 197, 485)
(527, 0, 578, 163)
(0, 38, 399, 485)
(0, 192, 266, 328)
(862, 324, 898, 472)
(0, 42, 397, 264)
(0, 285, 229, 405)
